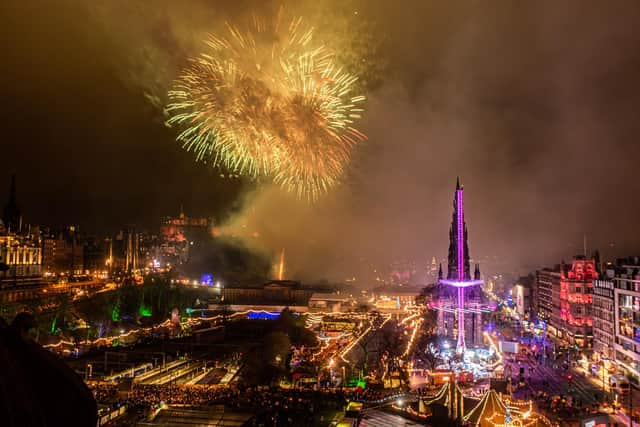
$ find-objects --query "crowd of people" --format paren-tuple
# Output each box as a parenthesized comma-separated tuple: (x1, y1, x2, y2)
(88, 383, 352, 425)
(87, 381, 407, 426)
(129, 384, 230, 406)
(89, 365, 606, 425)
(88, 381, 402, 406)
(88, 382, 119, 403)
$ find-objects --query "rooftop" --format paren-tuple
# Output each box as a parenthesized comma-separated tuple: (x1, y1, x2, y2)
(139, 405, 254, 427)
(309, 292, 349, 302)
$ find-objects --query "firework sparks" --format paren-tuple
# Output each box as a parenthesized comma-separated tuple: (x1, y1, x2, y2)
(166, 12, 366, 201)
(278, 248, 285, 281)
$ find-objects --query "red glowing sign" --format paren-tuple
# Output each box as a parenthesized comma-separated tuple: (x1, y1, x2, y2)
(559, 259, 597, 327)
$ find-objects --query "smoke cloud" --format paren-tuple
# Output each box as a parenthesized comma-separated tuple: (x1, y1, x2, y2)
(3, 0, 640, 285)
(213, 0, 640, 283)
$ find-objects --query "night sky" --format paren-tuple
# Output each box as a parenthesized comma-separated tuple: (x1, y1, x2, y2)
(3, 0, 640, 281)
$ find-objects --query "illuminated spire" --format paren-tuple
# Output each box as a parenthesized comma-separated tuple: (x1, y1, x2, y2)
(439, 178, 484, 355)
(447, 179, 471, 281)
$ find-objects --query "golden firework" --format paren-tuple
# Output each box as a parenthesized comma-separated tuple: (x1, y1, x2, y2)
(166, 11, 366, 201)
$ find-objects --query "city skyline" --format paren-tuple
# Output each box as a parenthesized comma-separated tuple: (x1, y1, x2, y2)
(0, 169, 631, 282)
(3, 1, 640, 281)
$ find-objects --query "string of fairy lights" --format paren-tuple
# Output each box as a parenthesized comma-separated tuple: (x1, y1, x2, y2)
(340, 314, 392, 363)
(43, 309, 340, 350)
(400, 317, 423, 358)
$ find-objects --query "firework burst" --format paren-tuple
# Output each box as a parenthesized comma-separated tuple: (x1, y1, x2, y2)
(166, 12, 366, 201)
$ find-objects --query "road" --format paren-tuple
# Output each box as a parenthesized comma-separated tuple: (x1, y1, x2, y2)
(499, 318, 640, 425)
(505, 353, 602, 406)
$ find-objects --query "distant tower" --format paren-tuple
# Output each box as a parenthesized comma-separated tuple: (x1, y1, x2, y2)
(125, 232, 133, 272)
(3, 174, 22, 232)
(107, 238, 113, 274)
(133, 233, 139, 271)
(69, 226, 76, 274)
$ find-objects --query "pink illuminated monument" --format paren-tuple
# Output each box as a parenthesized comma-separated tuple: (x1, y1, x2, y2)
(437, 178, 483, 354)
